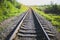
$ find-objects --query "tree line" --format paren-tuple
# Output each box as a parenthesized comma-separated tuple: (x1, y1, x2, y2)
(44, 4, 60, 14)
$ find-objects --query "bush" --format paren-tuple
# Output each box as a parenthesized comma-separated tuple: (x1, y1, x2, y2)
(44, 4, 60, 14)
(0, 0, 21, 22)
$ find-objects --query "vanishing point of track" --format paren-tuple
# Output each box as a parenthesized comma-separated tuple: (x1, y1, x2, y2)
(6, 9, 56, 40)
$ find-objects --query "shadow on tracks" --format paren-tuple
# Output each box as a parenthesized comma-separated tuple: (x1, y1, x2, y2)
(32, 10, 48, 40)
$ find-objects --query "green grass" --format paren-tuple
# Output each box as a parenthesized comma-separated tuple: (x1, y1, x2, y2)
(9, 5, 28, 16)
(0, 0, 29, 31)
(0, 6, 28, 31)
(0, 5, 28, 22)
(0, 5, 28, 31)
(32, 7, 60, 32)
(0, 0, 28, 22)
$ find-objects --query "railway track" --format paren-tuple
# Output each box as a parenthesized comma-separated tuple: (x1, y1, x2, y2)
(6, 9, 57, 40)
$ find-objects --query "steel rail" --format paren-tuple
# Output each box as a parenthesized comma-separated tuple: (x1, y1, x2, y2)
(6, 11, 29, 40)
(6, 9, 53, 40)
(33, 10, 50, 40)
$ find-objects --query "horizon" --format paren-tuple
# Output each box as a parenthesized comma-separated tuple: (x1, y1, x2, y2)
(17, 0, 60, 5)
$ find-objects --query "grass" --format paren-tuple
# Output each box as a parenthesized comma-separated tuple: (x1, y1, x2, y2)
(32, 7, 60, 32)
(0, 5, 28, 31)
(0, 0, 29, 32)
(0, 5, 28, 22)
(10, 5, 29, 16)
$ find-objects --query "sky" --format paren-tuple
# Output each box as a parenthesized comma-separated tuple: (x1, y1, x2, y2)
(17, 0, 60, 5)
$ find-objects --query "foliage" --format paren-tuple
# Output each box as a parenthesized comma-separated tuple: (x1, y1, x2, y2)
(0, 0, 28, 22)
(0, 0, 28, 31)
(0, 0, 19, 22)
(34, 4, 60, 14)
(32, 7, 60, 32)
(44, 4, 60, 14)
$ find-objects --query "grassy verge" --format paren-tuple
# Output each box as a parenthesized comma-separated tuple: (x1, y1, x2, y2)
(11, 5, 28, 16)
(32, 7, 60, 32)
(0, 0, 29, 31)
(0, 5, 28, 22)
(0, 5, 28, 31)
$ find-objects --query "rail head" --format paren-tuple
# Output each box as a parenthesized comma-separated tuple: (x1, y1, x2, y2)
(33, 11, 50, 40)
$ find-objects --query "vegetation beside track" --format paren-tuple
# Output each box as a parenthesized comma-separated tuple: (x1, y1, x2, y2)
(0, 0, 28, 31)
(0, 0, 28, 22)
(32, 5, 60, 32)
